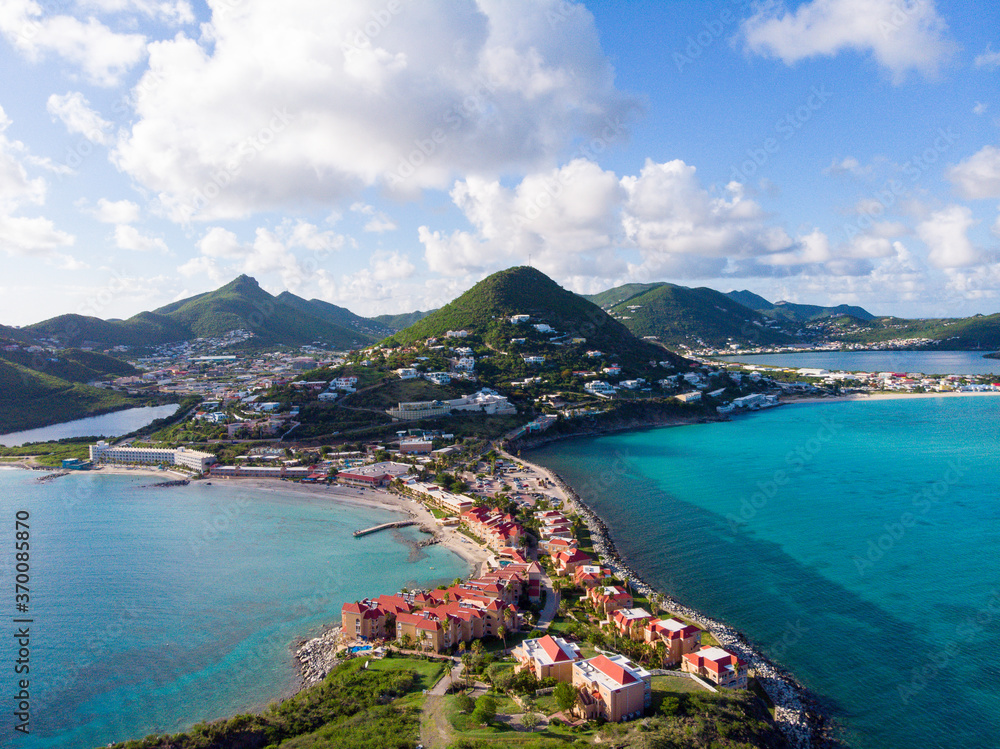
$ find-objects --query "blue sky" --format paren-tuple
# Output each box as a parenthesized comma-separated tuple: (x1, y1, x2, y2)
(1, 0, 999, 325)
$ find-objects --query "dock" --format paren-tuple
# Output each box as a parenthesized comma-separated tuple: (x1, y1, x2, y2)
(353, 519, 418, 538)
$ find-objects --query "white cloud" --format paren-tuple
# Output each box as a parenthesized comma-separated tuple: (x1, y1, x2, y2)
(0, 215, 74, 256)
(421, 158, 627, 279)
(76, 0, 196, 25)
(974, 46, 1000, 69)
(0, 105, 75, 257)
(47, 92, 113, 145)
(823, 156, 872, 177)
(947, 145, 1000, 199)
(0, 109, 46, 212)
(113, 0, 637, 221)
(92, 198, 140, 224)
(916, 205, 979, 267)
(350, 202, 397, 233)
(418, 157, 860, 284)
(183, 222, 346, 293)
(973, 101, 987, 116)
(0, 0, 148, 86)
(742, 0, 957, 83)
(196, 226, 242, 258)
(114, 223, 168, 253)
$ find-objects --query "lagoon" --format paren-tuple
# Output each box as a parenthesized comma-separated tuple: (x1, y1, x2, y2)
(716, 349, 999, 375)
(0, 404, 180, 446)
(0, 471, 469, 749)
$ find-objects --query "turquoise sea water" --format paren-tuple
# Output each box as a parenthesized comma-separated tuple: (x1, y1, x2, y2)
(530, 396, 1000, 749)
(0, 470, 469, 749)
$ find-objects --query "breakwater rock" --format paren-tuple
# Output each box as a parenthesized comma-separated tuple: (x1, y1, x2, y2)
(295, 626, 343, 687)
(36, 471, 69, 482)
(547, 469, 836, 749)
(143, 479, 190, 488)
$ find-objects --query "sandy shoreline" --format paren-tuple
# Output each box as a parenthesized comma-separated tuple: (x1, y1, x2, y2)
(783, 389, 1000, 404)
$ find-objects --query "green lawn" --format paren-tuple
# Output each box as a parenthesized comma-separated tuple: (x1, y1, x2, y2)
(442, 693, 597, 746)
(366, 656, 446, 692)
(648, 674, 714, 717)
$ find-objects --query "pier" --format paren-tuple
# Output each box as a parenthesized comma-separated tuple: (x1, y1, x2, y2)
(353, 519, 418, 538)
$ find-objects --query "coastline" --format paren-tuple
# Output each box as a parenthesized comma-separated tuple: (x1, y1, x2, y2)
(782, 389, 1000, 404)
(515, 418, 837, 749)
(211, 478, 493, 572)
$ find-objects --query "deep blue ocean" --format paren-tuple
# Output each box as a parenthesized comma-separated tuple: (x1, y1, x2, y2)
(0, 472, 469, 749)
(530, 395, 1000, 749)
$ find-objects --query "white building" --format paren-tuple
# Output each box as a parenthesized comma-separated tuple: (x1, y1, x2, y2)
(533, 323, 555, 333)
(522, 355, 545, 365)
(395, 368, 419, 379)
(510, 315, 531, 324)
(445, 329, 470, 338)
(585, 380, 616, 398)
(89, 442, 217, 473)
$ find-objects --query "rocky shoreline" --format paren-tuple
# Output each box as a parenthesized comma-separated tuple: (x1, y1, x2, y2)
(543, 468, 839, 749)
(294, 625, 344, 688)
(510, 410, 728, 452)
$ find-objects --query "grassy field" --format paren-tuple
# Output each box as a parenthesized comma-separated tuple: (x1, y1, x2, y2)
(366, 656, 446, 692)
(441, 692, 597, 746)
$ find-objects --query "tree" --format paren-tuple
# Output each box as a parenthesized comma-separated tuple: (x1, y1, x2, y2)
(471, 638, 484, 655)
(554, 682, 577, 712)
(399, 633, 413, 650)
(498, 625, 507, 652)
(522, 711, 539, 729)
(455, 693, 475, 714)
(472, 695, 497, 725)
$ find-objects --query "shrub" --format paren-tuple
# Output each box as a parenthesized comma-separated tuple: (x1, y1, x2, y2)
(471, 695, 497, 725)
(455, 693, 475, 714)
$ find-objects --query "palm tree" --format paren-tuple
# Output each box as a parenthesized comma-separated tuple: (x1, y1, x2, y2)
(472, 638, 484, 655)
(498, 625, 507, 652)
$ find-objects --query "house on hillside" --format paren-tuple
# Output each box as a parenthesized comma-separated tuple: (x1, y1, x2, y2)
(512, 635, 582, 682)
(645, 618, 703, 665)
(572, 653, 652, 723)
(681, 646, 748, 689)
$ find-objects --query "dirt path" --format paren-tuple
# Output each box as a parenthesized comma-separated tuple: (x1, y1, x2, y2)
(421, 694, 456, 749)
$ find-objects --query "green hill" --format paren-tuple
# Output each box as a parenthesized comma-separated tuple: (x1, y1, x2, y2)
(584, 283, 665, 309)
(275, 291, 393, 339)
(0, 358, 140, 434)
(586, 283, 795, 349)
(372, 309, 435, 331)
(724, 290, 875, 322)
(0, 348, 137, 383)
(818, 313, 1000, 350)
(725, 289, 773, 311)
(24, 276, 379, 350)
(383, 266, 687, 370)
